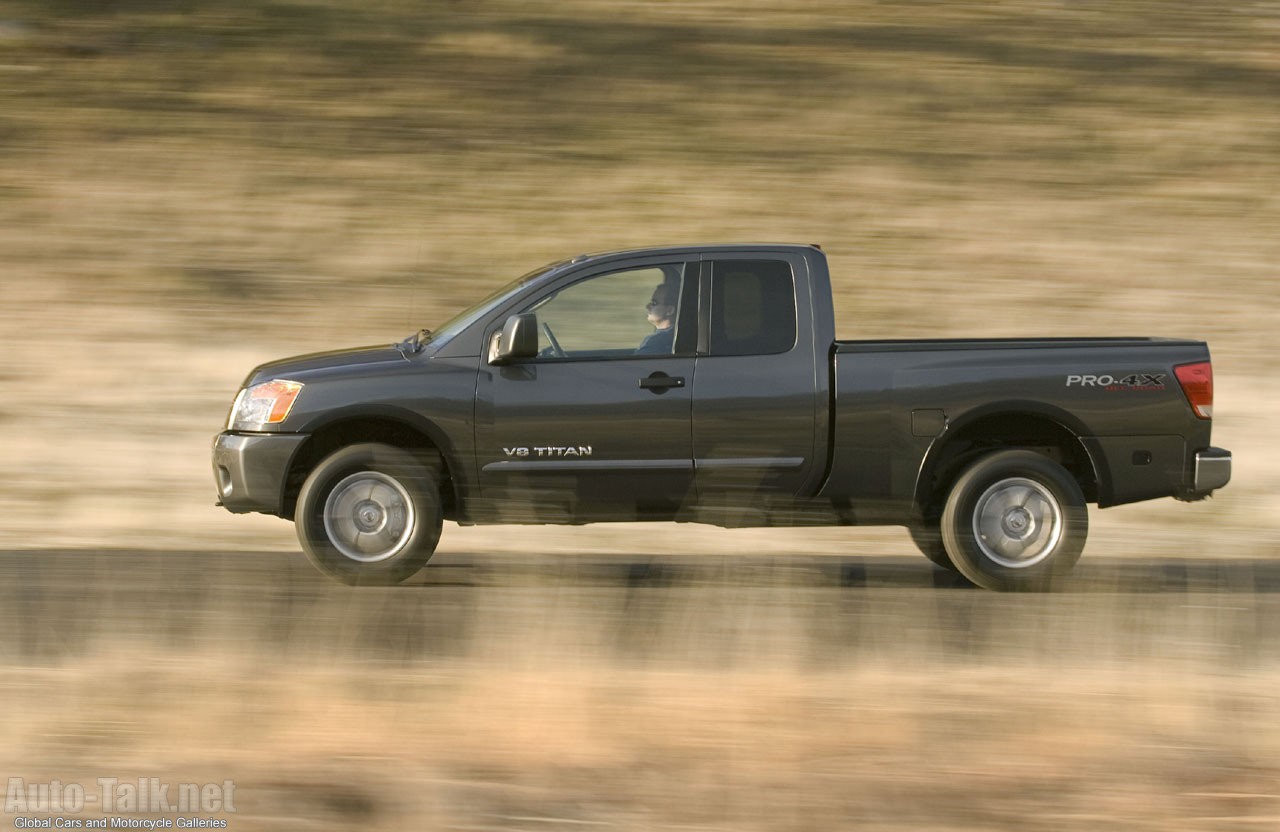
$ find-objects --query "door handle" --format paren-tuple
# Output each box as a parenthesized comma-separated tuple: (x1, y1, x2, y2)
(639, 372, 685, 393)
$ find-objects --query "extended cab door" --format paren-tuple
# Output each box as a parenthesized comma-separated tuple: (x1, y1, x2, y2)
(474, 258, 699, 520)
(691, 252, 824, 499)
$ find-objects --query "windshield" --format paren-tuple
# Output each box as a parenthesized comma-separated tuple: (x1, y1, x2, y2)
(418, 257, 572, 350)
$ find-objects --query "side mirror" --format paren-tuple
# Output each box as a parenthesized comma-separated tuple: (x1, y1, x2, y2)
(490, 313, 538, 365)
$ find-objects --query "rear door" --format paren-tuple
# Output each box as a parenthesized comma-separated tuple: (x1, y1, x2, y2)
(691, 252, 823, 499)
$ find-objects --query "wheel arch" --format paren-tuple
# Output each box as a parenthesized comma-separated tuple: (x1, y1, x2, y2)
(282, 406, 462, 521)
(913, 402, 1102, 519)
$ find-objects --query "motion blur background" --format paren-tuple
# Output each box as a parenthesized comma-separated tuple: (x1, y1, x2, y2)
(1, 1, 1278, 829)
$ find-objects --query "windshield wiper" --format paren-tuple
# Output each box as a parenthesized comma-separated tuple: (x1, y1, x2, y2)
(395, 328, 432, 356)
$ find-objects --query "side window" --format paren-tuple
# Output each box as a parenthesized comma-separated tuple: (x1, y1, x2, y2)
(709, 260, 797, 356)
(525, 264, 687, 359)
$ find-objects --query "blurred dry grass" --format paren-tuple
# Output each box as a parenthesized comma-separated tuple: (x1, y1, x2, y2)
(1, 1, 1279, 827)
(0, 0, 1274, 552)
(7, 659, 1280, 830)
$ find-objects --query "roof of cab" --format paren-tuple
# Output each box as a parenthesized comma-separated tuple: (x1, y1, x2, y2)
(566, 243, 821, 267)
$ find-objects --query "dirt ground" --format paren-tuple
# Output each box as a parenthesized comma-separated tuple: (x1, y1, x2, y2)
(3, 549, 1280, 831)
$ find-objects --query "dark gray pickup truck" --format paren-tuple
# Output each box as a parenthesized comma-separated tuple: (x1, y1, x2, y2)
(213, 244, 1230, 590)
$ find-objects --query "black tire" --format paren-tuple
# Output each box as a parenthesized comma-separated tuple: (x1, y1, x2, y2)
(940, 450, 1087, 591)
(908, 521, 958, 572)
(295, 443, 443, 586)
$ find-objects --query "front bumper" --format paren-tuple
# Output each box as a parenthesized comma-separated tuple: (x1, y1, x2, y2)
(212, 431, 309, 514)
(1180, 446, 1231, 501)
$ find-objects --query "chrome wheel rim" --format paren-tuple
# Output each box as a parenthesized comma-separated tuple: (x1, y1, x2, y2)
(323, 472, 415, 563)
(972, 477, 1062, 569)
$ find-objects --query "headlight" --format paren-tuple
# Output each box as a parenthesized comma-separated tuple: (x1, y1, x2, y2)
(227, 380, 304, 429)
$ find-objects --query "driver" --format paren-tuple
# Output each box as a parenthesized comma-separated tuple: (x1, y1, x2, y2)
(636, 283, 678, 355)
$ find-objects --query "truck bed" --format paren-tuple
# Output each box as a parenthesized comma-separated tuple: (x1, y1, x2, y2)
(822, 336, 1214, 515)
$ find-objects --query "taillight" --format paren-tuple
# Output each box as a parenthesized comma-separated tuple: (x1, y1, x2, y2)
(1175, 361, 1213, 419)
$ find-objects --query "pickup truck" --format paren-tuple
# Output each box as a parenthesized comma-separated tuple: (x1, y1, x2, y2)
(212, 244, 1231, 590)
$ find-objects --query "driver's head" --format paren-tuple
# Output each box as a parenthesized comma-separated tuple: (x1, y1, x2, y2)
(646, 283, 677, 328)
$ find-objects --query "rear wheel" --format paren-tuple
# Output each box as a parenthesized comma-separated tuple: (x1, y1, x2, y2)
(908, 521, 957, 571)
(296, 443, 443, 585)
(940, 450, 1087, 591)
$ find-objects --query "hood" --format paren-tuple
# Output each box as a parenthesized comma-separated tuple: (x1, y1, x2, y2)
(243, 345, 408, 386)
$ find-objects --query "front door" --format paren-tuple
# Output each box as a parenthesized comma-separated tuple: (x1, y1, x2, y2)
(475, 260, 698, 521)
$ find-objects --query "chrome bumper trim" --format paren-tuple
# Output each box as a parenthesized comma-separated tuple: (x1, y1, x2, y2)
(1193, 447, 1232, 494)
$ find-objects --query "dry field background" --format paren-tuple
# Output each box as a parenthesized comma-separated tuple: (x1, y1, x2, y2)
(1, 1, 1279, 828)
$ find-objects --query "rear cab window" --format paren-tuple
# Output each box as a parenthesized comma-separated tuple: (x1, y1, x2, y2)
(708, 259, 798, 356)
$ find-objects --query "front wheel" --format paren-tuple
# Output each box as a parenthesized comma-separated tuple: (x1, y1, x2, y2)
(295, 443, 443, 585)
(940, 450, 1087, 591)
